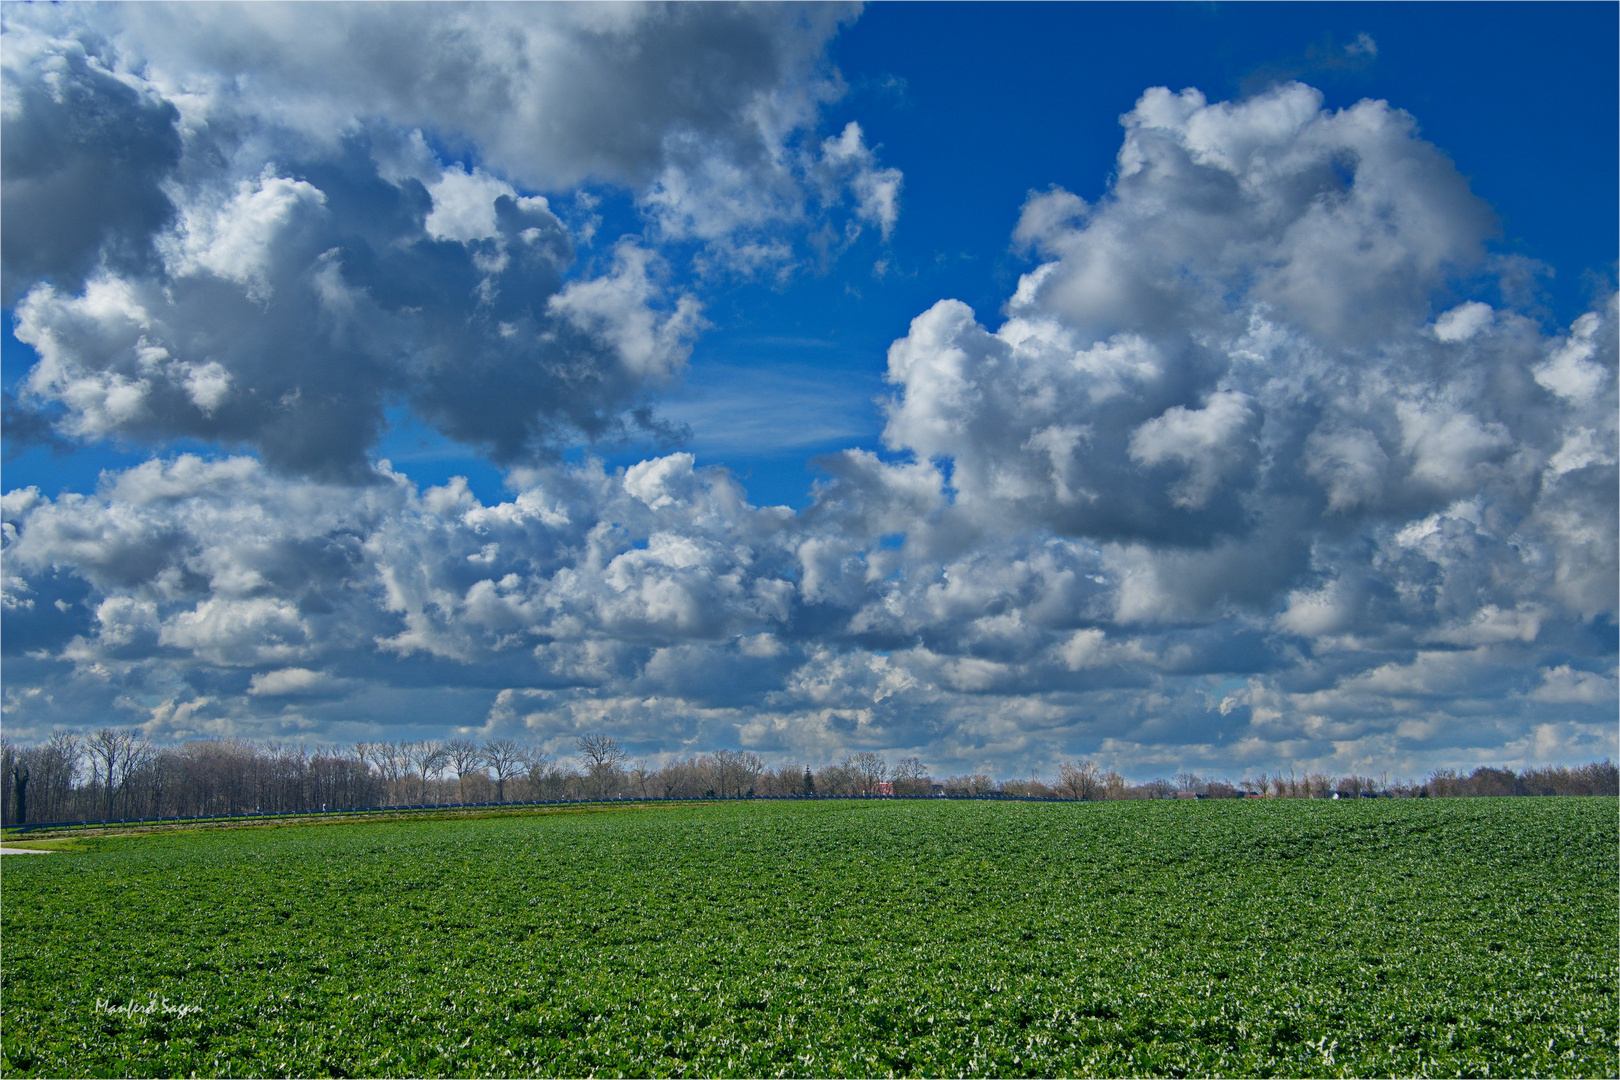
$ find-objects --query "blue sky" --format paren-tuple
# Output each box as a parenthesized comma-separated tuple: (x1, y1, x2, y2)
(2, 2, 1616, 781)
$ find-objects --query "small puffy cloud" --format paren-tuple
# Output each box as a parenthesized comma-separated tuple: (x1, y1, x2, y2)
(1013, 186, 1089, 252)
(548, 243, 705, 380)
(160, 597, 310, 667)
(423, 165, 538, 244)
(624, 453, 700, 511)
(1432, 301, 1493, 343)
(1547, 428, 1615, 476)
(1528, 665, 1616, 706)
(821, 122, 902, 239)
(642, 117, 904, 273)
(1304, 426, 1390, 512)
(162, 170, 329, 300)
(1395, 401, 1511, 494)
(1534, 312, 1613, 401)
(1275, 579, 1359, 639)
(248, 668, 338, 697)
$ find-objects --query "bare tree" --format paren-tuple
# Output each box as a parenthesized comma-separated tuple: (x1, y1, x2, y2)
(375, 742, 412, 804)
(408, 740, 447, 804)
(753, 764, 810, 797)
(815, 761, 855, 797)
(482, 739, 525, 803)
(1102, 768, 1127, 800)
(521, 747, 571, 800)
(943, 772, 995, 797)
(119, 733, 156, 817)
(85, 729, 151, 819)
(576, 733, 626, 771)
(1335, 774, 1375, 797)
(576, 733, 626, 798)
(445, 739, 483, 803)
(890, 756, 932, 797)
(711, 749, 763, 797)
(846, 751, 888, 797)
(657, 755, 707, 798)
(1057, 759, 1104, 800)
(38, 732, 83, 822)
(626, 761, 656, 798)
(86, 729, 124, 819)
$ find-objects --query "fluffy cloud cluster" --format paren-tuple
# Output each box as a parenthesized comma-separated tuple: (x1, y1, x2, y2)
(4, 75, 1614, 778)
(2, 3, 895, 474)
(866, 84, 1617, 770)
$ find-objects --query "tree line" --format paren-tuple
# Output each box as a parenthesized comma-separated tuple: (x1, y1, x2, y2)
(2, 731, 1615, 826)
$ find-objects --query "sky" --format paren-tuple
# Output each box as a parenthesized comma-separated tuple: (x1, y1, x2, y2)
(2, 1, 1616, 782)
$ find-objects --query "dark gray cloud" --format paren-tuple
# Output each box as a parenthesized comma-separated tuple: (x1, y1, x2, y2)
(100, 2, 854, 190)
(10, 137, 699, 479)
(2, 4, 899, 477)
(7, 2, 883, 273)
(1, 28, 182, 303)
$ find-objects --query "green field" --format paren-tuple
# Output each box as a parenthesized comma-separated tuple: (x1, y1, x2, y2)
(2, 799, 1615, 1077)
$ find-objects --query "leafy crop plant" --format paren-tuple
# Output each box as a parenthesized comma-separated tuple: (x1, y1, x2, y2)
(2, 798, 1615, 1077)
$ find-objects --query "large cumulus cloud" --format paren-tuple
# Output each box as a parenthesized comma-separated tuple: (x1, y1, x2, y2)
(2, 3, 895, 474)
(4, 77, 1614, 779)
(878, 85, 1615, 627)
(860, 83, 1617, 771)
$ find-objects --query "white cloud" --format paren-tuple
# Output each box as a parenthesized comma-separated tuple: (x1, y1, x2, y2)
(821, 122, 902, 239)
(3, 3, 897, 472)
(1547, 428, 1615, 476)
(1275, 579, 1358, 638)
(1395, 401, 1510, 493)
(27, 2, 859, 193)
(159, 596, 307, 664)
(1432, 301, 1493, 343)
(548, 243, 705, 379)
(1534, 312, 1612, 401)
(1127, 391, 1257, 508)
(163, 169, 328, 299)
(2, 74, 1614, 779)
(1013, 186, 1088, 252)
(8, 138, 684, 476)
(423, 165, 526, 243)
(248, 668, 336, 697)
(1528, 665, 1617, 706)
